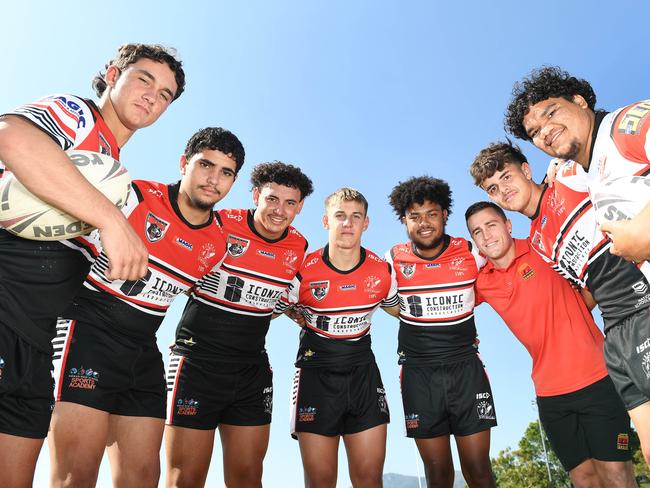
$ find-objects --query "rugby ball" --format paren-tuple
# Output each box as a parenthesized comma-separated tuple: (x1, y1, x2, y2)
(591, 175, 650, 225)
(0, 150, 131, 240)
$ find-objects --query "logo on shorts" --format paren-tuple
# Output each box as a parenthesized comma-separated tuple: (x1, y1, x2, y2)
(298, 406, 316, 422)
(226, 235, 250, 258)
(310, 281, 329, 301)
(377, 388, 389, 415)
(476, 401, 495, 420)
(642, 352, 650, 379)
(632, 281, 649, 295)
(68, 366, 100, 390)
(0, 356, 4, 381)
(263, 386, 273, 415)
(145, 212, 169, 243)
(176, 398, 200, 416)
(400, 263, 415, 279)
(636, 338, 650, 354)
(405, 413, 419, 429)
(617, 433, 629, 450)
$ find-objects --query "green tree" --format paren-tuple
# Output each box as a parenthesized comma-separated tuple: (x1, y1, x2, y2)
(492, 421, 570, 488)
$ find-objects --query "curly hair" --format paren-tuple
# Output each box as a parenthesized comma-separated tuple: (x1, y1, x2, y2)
(92, 43, 186, 101)
(250, 161, 314, 201)
(504, 66, 596, 141)
(324, 187, 368, 214)
(184, 127, 245, 173)
(388, 176, 452, 220)
(464, 201, 507, 225)
(469, 140, 527, 187)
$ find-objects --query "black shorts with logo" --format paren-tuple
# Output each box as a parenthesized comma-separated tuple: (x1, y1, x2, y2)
(53, 319, 166, 418)
(537, 375, 632, 472)
(290, 362, 390, 438)
(0, 323, 54, 438)
(166, 353, 273, 429)
(401, 354, 497, 438)
(604, 307, 650, 410)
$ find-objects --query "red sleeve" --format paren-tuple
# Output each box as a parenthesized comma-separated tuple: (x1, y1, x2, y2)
(612, 101, 650, 166)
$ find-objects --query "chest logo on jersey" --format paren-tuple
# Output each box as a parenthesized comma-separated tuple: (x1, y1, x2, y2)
(310, 280, 330, 301)
(364, 275, 382, 296)
(547, 189, 566, 216)
(227, 235, 250, 258)
(517, 262, 535, 281)
(198, 243, 217, 273)
(400, 263, 416, 279)
(145, 212, 170, 243)
(449, 257, 466, 272)
(283, 250, 299, 272)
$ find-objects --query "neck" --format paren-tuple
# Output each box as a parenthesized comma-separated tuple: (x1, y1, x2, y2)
(489, 241, 517, 269)
(327, 243, 361, 271)
(522, 183, 544, 218)
(576, 110, 597, 169)
(177, 192, 211, 226)
(414, 240, 445, 259)
(97, 94, 135, 147)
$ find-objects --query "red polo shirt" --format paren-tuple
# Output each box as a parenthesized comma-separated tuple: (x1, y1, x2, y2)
(476, 239, 608, 397)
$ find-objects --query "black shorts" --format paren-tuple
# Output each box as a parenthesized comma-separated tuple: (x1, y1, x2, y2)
(0, 323, 54, 438)
(53, 319, 165, 418)
(166, 353, 273, 429)
(400, 354, 497, 438)
(604, 307, 650, 409)
(537, 375, 632, 472)
(290, 362, 390, 438)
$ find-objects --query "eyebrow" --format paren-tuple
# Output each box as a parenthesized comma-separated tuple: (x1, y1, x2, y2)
(135, 68, 175, 99)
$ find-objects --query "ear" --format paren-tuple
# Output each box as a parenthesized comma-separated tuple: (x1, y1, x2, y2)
(521, 162, 533, 180)
(295, 199, 305, 215)
(506, 219, 513, 234)
(252, 187, 261, 207)
(105, 65, 121, 88)
(362, 215, 369, 232)
(442, 209, 449, 223)
(322, 214, 329, 229)
(179, 155, 188, 175)
(572, 94, 589, 109)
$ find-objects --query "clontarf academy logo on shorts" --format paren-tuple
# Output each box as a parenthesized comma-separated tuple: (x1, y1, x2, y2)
(476, 400, 495, 420)
(176, 398, 200, 416)
(227, 235, 250, 258)
(145, 212, 170, 243)
(298, 406, 316, 422)
(617, 433, 629, 450)
(310, 281, 329, 301)
(68, 366, 99, 390)
(405, 413, 419, 429)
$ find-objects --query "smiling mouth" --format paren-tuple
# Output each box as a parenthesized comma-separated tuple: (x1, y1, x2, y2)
(547, 128, 563, 147)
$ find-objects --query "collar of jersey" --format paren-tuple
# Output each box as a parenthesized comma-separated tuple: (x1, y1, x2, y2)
(322, 244, 367, 274)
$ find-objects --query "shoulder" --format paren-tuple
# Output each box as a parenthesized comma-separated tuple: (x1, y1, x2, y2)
(218, 208, 247, 229)
(610, 101, 650, 164)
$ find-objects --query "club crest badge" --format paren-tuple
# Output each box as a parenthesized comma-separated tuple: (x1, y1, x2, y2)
(400, 263, 415, 279)
(227, 235, 250, 258)
(145, 212, 169, 243)
(310, 281, 329, 301)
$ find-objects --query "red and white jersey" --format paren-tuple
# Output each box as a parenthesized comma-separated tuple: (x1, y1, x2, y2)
(386, 236, 483, 364)
(173, 208, 308, 362)
(65, 180, 226, 339)
(530, 169, 650, 329)
(588, 102, 650, 184)
(275, 245, 398, 368)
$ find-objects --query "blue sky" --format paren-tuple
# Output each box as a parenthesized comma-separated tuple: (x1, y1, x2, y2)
(5, 1, 648, 485)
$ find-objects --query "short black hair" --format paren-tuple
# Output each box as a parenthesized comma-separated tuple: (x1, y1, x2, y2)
(469, 139, 527, 187)
(93, 43, 186, 101)
(184, 127, 245, 174)
(505, 66, 596, 141)
(464, 201, 507, 224)
(250, 162, 314, 201)
(388, 176, 452, 220)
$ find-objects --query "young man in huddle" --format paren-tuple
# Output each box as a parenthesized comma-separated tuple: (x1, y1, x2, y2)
(466, 201, 635, 487)
(165, 162, 313, 487)
(0, 43, 185, 487)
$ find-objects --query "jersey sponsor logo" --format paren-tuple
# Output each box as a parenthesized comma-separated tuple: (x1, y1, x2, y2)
(405, 413, 419, 429)
(175, 237, 193, 251)
(518, 263, 535, 281)
(198, 243, 217, 273)
(227, 235, 250, 257)
(618, 101, 650, 135)
(283, 249, 299, 272)
(51, 95, 87, 128)
(400, 263, 415, 278)
(226, 212, 244, 222)
(476, 392, 491, 400)
(310, 280, 329, 301)
(476, 400, 495, 420)
(424, 263, 440, 269)
(298, 406, 316, 422)
(176, 398, 199, 416)
(145, 212, 170, 242)
(257, 249, 276, 259)
(68, 366, 100, 390)
(339, 284, 356, 291)
(617, 433, 630, 450)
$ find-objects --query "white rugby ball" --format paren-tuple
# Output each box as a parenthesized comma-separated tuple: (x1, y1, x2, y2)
(0, 150, 131, 240)
(591, 175, 650, 224)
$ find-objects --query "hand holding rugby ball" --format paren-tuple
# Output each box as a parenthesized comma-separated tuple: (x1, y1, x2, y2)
(0, 150, 131, 240)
